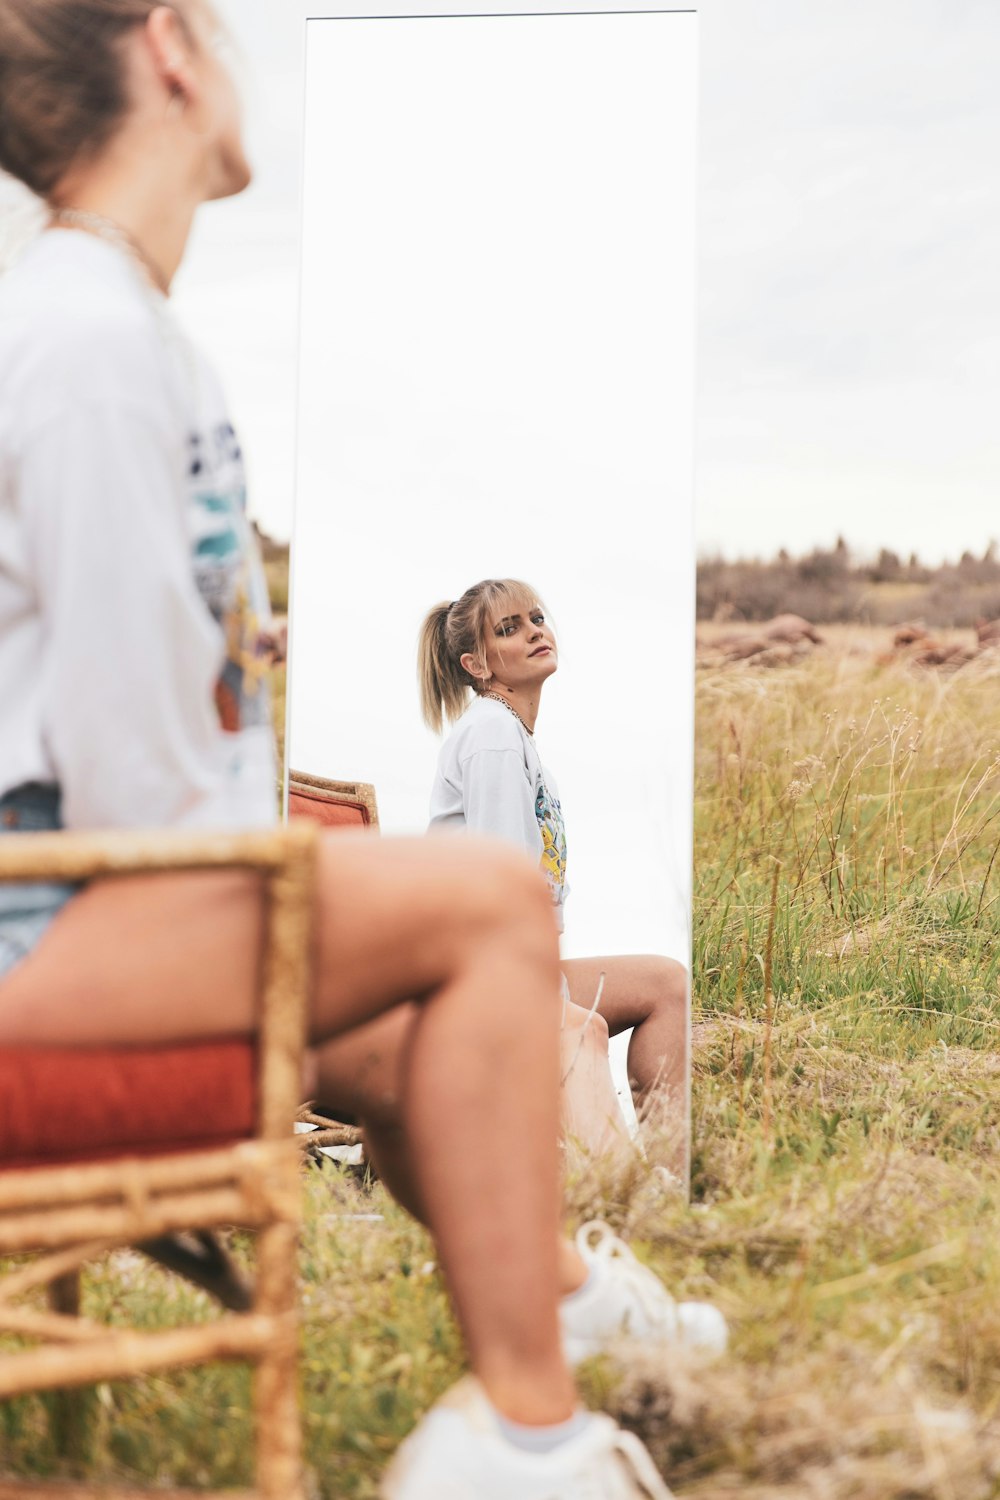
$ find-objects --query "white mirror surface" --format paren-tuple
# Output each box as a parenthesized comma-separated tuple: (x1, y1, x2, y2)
(289, 6, 698, 1107)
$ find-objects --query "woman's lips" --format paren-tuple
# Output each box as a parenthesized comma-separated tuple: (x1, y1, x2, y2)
(529, 646, 552, 657)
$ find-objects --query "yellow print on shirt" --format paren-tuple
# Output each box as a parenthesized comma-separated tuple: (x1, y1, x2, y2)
(535, 781, 567, 904)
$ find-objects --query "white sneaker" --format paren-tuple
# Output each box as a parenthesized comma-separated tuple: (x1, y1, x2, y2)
(561, 1220, 729, 1365)
(381, 1376, 672, 1499)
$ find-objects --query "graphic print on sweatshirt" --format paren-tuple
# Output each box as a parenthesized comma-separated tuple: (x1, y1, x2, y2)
(187, 421, 272, 734)
(535, 777, 567, 906)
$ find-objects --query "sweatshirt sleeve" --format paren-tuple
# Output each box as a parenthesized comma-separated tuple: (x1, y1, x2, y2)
(459, 747, 543, 860)
(18, 396, 232, 830)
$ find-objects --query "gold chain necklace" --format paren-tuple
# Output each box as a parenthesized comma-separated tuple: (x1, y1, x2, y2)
(483, 691, 534, 737)
(49, 207, 200, 410)
(49, 208, 170, 297)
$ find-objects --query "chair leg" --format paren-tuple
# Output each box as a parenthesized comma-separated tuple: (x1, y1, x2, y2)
(47, 1271, 90, 1466)
(253, 1222, 304, 1500)
(138, 1231, 255, 1312)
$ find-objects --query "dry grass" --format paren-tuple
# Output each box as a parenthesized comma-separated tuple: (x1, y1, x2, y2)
(674, 637, 1000, 1497)
(3, 626, 1000, 1496)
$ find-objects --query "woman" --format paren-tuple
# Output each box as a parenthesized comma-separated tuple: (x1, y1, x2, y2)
(419, 579, 689, 1146)
(0, 4, 675, 1495)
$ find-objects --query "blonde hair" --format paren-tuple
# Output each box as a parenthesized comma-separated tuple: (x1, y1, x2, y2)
(0, 0, 198, 199)
(418, 578, 544, 733)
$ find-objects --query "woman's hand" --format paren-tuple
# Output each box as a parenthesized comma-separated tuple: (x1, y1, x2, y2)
(258, 620, 288, 666)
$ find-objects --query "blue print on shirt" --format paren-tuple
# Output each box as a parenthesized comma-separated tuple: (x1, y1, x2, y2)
(187, 421, 271, 733)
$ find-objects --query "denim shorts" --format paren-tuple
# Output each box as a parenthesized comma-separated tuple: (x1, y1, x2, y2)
(0, 784, 79, 980)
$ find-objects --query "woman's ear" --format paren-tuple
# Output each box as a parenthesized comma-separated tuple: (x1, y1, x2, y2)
(460, 651, 487, 682)
(146, 4, 200, 112)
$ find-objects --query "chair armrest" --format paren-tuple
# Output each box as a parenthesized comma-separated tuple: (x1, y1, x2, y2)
(0, 826, 310, 884)
(288, 771, 380, 831)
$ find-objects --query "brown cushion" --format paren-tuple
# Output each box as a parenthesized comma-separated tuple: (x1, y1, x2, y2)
(0, 1039, 255, 1168)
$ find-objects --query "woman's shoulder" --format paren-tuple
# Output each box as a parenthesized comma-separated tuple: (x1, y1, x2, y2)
(446, 696, 526, 758)
(0, 234, 172, 427)
(3, 233, 150, 332)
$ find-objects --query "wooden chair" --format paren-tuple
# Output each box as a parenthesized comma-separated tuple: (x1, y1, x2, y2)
(288, 771, 378, 1156)
(0, 823, 318, 1500)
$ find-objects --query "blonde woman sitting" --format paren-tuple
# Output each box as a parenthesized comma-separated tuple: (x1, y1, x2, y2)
(418, 577, 689, 1162)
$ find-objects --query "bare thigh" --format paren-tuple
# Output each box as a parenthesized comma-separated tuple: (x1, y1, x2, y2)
(0, 833, 554, 1049)
(561, 954, 688, 1037)
(311, 1005, 417, 1127)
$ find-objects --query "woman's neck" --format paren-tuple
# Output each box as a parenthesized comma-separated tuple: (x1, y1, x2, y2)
(486, 683, 542, 735)
(51, 146, 201, 295)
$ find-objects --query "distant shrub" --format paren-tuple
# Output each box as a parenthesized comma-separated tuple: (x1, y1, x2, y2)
(697, 540, 1000, 627)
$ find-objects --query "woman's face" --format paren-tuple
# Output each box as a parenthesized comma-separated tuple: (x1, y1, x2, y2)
(177, 1, 252, 201)
(480, 601, 559, 690)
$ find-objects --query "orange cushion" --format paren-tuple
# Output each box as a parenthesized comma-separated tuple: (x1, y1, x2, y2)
(0, 1039, 255, 1168)
(0, 786, 370, 1170)
(289, 789, 368, 829)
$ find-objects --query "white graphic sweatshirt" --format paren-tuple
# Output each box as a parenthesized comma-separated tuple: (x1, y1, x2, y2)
(429, 695, 568, 930)
(0, 230, 276, 829)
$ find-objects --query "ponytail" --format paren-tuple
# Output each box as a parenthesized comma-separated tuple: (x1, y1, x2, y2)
(418, 601, 469, 733)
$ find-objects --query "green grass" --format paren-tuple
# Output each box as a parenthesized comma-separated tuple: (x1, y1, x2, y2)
(3, 630, 1000, 1496)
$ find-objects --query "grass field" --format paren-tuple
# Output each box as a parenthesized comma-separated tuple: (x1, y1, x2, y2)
(4, 628, 1000, 1497)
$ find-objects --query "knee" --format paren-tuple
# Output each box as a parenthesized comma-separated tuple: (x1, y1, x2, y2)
(625, 957, 687, 1032)
(563, 1000, 610, 1050)
(586, 1009, 611, 1050)
(647, 956, 688, 1015)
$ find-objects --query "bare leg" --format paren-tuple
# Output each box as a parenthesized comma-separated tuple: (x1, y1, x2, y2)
(312, 1013, 590, 1296)
(0, 834, 575, 1425)
(562, 954, 688, 1105)
(311, 1006, 429, 1223)
(312, 991, 627, 1197)
(559, 1001, 629, 1158)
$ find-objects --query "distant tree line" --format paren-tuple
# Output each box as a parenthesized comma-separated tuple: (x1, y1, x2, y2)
(697, 538, 1000, 628)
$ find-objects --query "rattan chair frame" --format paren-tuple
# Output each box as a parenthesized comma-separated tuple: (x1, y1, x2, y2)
(287, 773, 379, 1148)
(0, 823, 319, 1500)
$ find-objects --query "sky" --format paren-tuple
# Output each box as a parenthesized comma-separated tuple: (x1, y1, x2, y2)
(192, 0, 1000, 565)
(696, 1, 1000, 564)
(2, 1, 996, 563)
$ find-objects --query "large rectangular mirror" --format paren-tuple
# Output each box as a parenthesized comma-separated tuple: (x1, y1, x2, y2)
(288, 4, 698, 1145)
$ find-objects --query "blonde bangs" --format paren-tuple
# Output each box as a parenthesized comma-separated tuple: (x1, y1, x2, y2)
(472, 579, 545, 687)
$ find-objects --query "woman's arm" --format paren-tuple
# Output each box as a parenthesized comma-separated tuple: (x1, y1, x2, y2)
(19, 390, 235, 830)
(459, 747, 543, 861)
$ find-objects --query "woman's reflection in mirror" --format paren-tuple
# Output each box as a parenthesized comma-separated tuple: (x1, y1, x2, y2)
(418, 579, 688, 1170)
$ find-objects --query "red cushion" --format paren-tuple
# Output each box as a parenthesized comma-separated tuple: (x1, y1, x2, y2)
(0, 786, 371, 1170)
(289, 789, 368, 829)
(0, 1040, 255, 1168)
